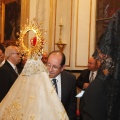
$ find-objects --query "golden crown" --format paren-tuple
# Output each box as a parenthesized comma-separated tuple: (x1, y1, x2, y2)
(17, 19, 46, 58)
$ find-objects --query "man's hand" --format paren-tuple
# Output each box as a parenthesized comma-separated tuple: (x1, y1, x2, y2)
(83, 83, 89, 89)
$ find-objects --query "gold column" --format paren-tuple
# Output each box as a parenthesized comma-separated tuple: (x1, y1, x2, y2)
(21, 0, 29, 48)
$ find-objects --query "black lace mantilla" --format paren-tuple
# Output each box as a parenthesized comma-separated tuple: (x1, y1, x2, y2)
(93, 10, 120, 120)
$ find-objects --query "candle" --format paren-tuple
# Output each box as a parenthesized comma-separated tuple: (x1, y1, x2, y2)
(60, 18, 63, 25)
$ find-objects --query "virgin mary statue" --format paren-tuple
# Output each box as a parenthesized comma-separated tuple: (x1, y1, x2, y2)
(0, 21, 69, 120)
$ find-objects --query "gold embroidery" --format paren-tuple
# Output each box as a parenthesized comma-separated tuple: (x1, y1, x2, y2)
(2, 99, 23, 120)
(30, 114, 36, 120)
(1, 97, 37, 120)
(29, 96, 35, 103)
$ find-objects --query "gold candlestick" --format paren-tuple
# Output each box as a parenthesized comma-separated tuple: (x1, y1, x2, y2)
(58, 24, 63, 43)
(56, 24, 66, 52)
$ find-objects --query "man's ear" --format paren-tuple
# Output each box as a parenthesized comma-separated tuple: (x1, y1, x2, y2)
(61, 65, 65, 72)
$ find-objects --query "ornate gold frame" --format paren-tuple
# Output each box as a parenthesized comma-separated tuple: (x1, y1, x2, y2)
(1, 0, 29, 46)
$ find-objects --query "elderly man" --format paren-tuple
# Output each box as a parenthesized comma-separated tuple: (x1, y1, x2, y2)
(47, 50, 77, 120)
(0, 45, 21, 102)
(0, 44, 5, 67)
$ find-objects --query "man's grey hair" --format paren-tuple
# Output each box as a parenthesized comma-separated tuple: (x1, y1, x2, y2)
(5, 46, 17, 59)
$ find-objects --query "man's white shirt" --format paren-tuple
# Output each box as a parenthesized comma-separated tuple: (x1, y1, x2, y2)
(51, 74, 61, 100)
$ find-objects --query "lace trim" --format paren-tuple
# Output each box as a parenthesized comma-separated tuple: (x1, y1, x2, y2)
(21, 59, 47, 75)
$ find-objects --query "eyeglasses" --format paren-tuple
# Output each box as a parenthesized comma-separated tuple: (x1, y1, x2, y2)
(11, 53, 21, 55)
(46, 63, 61, 71)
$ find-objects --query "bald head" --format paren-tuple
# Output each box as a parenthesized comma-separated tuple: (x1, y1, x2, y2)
(88, 57, 98, 71)
(41, 51, 48, 65)
(48, 51, 66, 66)
(5, 45, 21, 65)
(47, 51, 66, 78)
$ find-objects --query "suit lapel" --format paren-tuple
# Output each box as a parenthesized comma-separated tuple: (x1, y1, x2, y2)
(5, 61, 18, 77)
(61, 71, 66, 103)
(87, 70, 90, 82)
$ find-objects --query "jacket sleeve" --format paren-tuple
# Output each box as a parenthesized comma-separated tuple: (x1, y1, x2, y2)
(67, 74, 77, 120)
(0, 69, 11, 102)
(76, 69, 90, 90)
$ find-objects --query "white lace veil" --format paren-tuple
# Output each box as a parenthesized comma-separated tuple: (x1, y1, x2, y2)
(22, 58, 47, 76)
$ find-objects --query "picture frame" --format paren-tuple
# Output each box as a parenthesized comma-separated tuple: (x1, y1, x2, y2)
(0, 0, 30, 47)
(96, 0, 120, 43)
(1, 0, 21, 46)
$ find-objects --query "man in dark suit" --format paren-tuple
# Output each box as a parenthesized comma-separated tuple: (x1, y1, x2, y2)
(0, 45, 21, 102)
(0, 44, 5, 67)
(76, 57, 99, 120)
(47, 50, 77, 120)
(77, 57, 99, 90)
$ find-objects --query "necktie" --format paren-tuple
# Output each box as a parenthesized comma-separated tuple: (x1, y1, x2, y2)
(52, 79, 58, 94)
(90, 72, 94, 82)
(15, 66, 19, 75)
